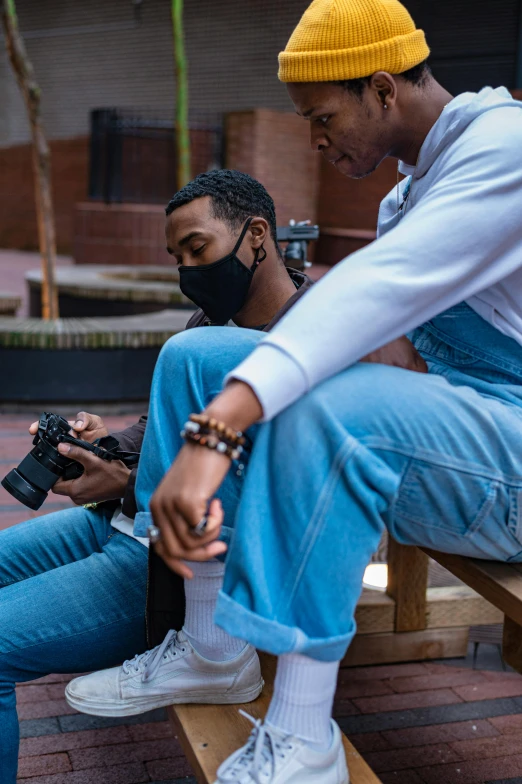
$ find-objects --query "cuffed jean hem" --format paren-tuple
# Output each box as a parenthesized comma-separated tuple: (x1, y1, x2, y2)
(215, 591, 354, 662)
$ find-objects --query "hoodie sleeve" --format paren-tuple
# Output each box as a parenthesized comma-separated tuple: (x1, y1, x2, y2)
(229, 118, 522, 421)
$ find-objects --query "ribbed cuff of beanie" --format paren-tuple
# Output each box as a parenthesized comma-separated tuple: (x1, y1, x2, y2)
(278, 29, 429, 82)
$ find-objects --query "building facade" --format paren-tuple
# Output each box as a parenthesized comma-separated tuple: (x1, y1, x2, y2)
(1, 0, 521, 252)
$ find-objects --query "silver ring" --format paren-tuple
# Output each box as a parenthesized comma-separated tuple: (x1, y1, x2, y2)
(192, 515, 208, 537)
(147, 524, 162, 544)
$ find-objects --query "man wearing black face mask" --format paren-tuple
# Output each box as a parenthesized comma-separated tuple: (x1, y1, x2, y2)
(0, 171, 320, 779)
(172, 171, 305, 330)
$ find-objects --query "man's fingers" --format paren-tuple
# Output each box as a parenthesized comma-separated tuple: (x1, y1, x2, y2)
(52, 478, 76, 496)
(186, 541, 228, 560)
(152, 498, 226, 561)
(153, 501, 189, 557)
(73, 411, 91, 431)
(174, 496, 224, 548)
(154, 539, 226, 575)
(67, 412, 108, 441)
(154, 544, 194, 579)
(200, 498, 224, 536)
(151, 495, 199, 551)
(29, 421, 38, 435)
(57, 443, 99, 469)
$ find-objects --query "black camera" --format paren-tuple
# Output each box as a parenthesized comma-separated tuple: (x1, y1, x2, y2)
(1, 412, 139, 511)
(276, 221, 320, 271)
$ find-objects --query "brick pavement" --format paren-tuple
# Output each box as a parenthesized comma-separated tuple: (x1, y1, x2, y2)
(2, 411, 522, 783)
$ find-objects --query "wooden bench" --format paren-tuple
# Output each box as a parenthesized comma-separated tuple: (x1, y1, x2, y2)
(423, 548, 522, 673)
(345, 539, 519, 673)
(168, 654, 381, 784)
(342, 539, 503, 667)
(165, 546, 519, 783)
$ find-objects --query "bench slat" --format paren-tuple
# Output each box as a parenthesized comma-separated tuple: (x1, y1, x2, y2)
(168, 654, 381, 784)
(423, 549, 522, 627)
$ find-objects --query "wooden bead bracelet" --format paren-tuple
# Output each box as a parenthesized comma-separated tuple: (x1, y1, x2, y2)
(189, 414, 246, 447)
(181, 414, 247, 461)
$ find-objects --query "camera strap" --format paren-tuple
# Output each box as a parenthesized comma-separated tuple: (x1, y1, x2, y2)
(61, 434, 140, 467)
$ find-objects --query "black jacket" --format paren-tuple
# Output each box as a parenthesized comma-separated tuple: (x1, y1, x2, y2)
(110, 268, 313, 646)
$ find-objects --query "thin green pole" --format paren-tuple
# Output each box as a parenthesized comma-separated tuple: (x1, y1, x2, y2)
(171, 0, 191, 188)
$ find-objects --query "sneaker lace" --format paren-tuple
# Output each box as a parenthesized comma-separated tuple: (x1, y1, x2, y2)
(217, 711, 294, 784)
(121, 629, 180, 680)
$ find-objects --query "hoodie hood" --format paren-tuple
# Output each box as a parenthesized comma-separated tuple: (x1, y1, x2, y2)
(411, 87, 520, 179)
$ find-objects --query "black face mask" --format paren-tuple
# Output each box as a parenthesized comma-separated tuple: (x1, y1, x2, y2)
(178, 218, 266, 325)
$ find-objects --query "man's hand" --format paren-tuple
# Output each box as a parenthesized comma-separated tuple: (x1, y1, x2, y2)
(29, 411, 109, 443)
(361, 336, 427, 373)
(151, 382, 261, 578)
(52, 443, 130, 506)
(151, 443, 229, 579)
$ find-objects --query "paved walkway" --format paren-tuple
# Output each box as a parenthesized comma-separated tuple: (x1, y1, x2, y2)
(3, 414, 522, 783)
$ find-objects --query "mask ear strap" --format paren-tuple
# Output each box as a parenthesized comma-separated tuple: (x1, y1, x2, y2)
(234, 217, 266, 272)
(232, 217, 254, 254)
(251, 244, 267, 272)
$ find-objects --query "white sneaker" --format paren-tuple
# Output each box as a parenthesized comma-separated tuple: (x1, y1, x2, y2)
(65, 630, 264, 717)
(214, 712, 349, 783)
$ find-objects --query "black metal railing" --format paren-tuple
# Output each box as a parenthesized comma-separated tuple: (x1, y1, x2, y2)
(88, 108, 224, 204)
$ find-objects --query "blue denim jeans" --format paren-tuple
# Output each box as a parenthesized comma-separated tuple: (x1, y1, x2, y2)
(135, 303, 522, 664)
(0, 506, 148, 782)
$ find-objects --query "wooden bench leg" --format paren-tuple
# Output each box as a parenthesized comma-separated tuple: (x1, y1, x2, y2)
(387, 539, 429, 632)
(503, 615, 522, 673)
(344, 541, 473, 666)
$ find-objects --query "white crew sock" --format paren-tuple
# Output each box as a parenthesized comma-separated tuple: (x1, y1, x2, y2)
(182, 560, 247, 662)
(266, 653, 340, 751)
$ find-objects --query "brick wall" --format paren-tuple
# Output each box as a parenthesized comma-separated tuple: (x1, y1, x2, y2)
(6, 91, 522, 260)
(74, 109, 320, 265)
(74, 202, 167, 266)
(226, 109, 319, 227)
(112, 127, 220, 205)
(0, 137, 88, 253)
(318, 157, 398, 232)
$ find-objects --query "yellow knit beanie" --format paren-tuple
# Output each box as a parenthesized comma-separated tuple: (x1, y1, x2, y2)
(279, 0, 430, 83)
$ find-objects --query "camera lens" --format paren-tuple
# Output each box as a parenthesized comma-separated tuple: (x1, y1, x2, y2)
(1, 447, 67, 510)
(1, 470, 47, 510)
(1, 413, 79, 511)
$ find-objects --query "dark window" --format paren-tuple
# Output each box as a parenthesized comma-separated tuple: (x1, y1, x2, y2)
(403, 0, 521, 93)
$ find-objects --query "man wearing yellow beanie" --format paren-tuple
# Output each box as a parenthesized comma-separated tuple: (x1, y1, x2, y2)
(279, 0, 450, 181)
(120, 2, 522, 782)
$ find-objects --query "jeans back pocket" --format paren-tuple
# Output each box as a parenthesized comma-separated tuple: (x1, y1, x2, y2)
(392, 458, 498, 547)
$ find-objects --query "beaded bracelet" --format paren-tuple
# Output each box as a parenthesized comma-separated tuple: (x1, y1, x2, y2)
(181, 415, 247, 462)
(189, 414, 246, 447)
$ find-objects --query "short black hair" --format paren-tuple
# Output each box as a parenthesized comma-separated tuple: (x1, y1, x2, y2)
(166, 169, 279, 250)
(333, 59, 431, 101)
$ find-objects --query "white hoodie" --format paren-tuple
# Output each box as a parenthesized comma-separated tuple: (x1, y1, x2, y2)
(230, 87, 522, 420)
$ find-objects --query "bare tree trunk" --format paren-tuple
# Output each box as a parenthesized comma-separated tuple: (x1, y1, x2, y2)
(2, 0, 59, 319)
(171, 0, 191, 189)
